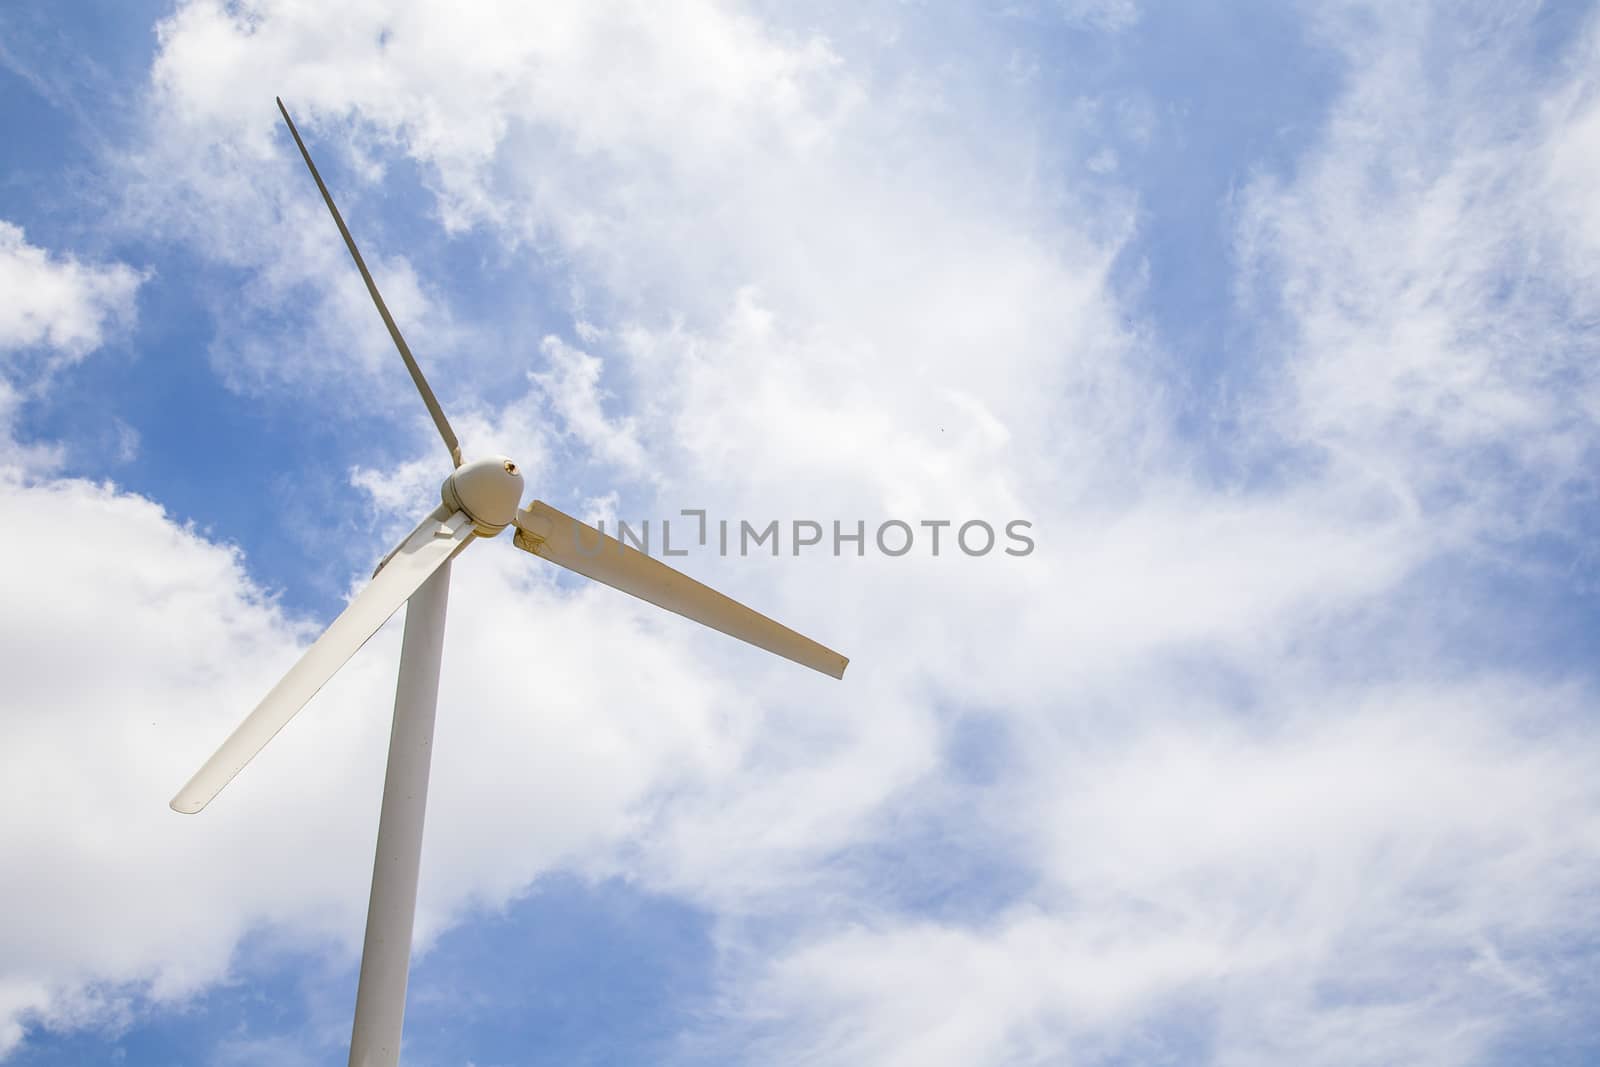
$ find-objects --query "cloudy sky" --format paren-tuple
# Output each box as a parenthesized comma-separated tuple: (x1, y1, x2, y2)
(3, 0, 1600, 1064)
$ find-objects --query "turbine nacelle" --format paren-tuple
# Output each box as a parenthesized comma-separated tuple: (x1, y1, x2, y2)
(441, 456, 525, 536)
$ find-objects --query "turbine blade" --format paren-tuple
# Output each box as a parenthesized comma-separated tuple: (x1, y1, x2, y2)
(170, 508, 477, 814)
(511, 501, 849, 679)
(275, 96, 463, 468)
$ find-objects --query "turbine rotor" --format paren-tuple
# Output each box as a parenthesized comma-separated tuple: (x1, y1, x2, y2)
(441, 456, 525, 536)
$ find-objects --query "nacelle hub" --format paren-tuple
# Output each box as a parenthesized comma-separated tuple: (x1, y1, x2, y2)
(442, 456, 525, 536)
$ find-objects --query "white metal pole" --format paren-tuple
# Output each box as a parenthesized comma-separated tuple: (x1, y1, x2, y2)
(348, 560, 452, 1067)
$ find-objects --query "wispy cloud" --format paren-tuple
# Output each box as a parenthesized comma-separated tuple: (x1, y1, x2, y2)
(1238, 1, 1600, 546)
(0, 220, 143, 374)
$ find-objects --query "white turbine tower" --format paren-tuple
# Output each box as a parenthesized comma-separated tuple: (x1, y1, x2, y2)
(171, 98, 848, 1067)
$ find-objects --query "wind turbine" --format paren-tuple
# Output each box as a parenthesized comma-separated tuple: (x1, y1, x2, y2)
(171, 98, 848, 1067)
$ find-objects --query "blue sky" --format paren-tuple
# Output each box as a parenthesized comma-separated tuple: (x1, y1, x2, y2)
(2, 1, 1599, 1065)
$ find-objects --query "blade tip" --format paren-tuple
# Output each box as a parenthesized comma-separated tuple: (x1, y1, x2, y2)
(169, 793, 206, 815)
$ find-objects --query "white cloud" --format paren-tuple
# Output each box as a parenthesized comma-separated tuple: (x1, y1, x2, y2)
(700, 679, 1600, 1066)
(1237, 2, 1600, 546)
(531, 334, 648, 476)
(0, 221, 143, 370)
(0, 224, 143, 474)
